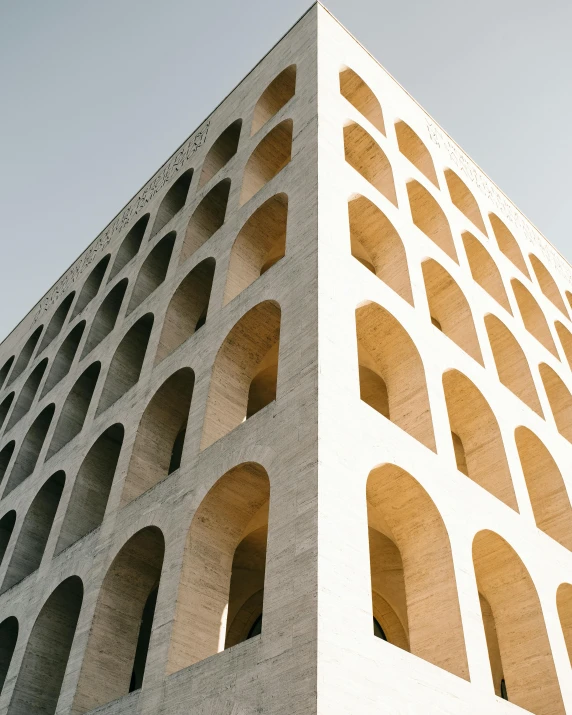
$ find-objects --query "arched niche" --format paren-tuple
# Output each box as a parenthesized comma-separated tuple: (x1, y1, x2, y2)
(462, 232, 511, 312)
(0, 392, 14, 432)
(406, 180, 457, 262)
(557, 583, 572, 666)
(240, 120, 292, 206)
(344, 121, 396, 206)
(485, 314, 543, 415)
(0, 357, 14, 391)
(0, 617, 18, 694)
(38, 292, 75, 354)
(109, 214, 149, 281)
(489, 213, 529, 277)
(529, 254, 567, 315)
(444, 169, 487, 236)
(422, 259, 483, 364)
(339, 67, 385, 135)
(71, 255, 110, 320)
(168, 462, 269, 674)
(0, 443, 15, 488)
(512, 279, 558, 356)
(7, 327, 43, 388)
(348, 195, 413, 305)
(442, 369, 517, 510)
(5, 405, 55, 495)
(127, 232, 175, 314)
(395, 120, 437, 185)
(473, 530, 564, 713)
(6, 359, 48, 430)
(224, 194, 288, 305)
(251, 65, 296, 136)
(150, 169, 193, 238)
(199, 120, 242, 186)
(155, 259, 215, 363)
(180, 179, 231, 263)
(0, 511, 16, 567)
(82, 279, 128, 357)
(356, 302, 435, 451)
(41, 321, 85, 397)
(555, 321, 572, 370)
(201, 302, 281, 450)
(539, 363, 572, 442)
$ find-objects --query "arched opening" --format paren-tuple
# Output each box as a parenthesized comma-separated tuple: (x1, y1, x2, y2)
(109, 215, 149, 280)
(0, 617, 18, 694)
(485, 314, 542, 414)
(512, 279, 557, 356)
(7, 327, 43, 387)
(150, 169, 193, 238)
(462, 232, 511, 312)
(127, 232, 175, 314)
(0, 443, 15, 487)
(5, 405, 55, 495)
(444, 169, 487, 235)
(155, 259, 215, 363)
(251, 65, 296, 135)
(56, 424, 123, 554)
(348, 195, 413, 304)
(489, 213, 529, 277)
(529, 254, 567, 315)
(199, 120, 242, 186)
(82, 279, 128, 357)
(72, 528, 164, 713)
(422, 259, 483, 363)
(0, 357, 14, 391)
(96, 313, 153, 414)
(168, 462, 269, 674)
(406, 180, 457, 262)
(556, 583, 572, 666)
(515, 427, 572, 549)
(47, 363, 100, 459)
(1, 472, 64, 593)
(38, 293, 75, 353)
(41, 321, 85, 397)
(0, 512, 16, 567)
(180, 179, 231, 263)
(344, 121, 396, 206)
(8, 576, 83, 715)
(395, 120, 437, 185)
(240, 120, 292, 206)
(339, 67, 385, 135)
(367, 464, 468, 678)
(201, 302, 280, 449)
(555, 321, 572, 370)
(71, 255, 110, 320)
(224, 194, 288, 305)
(122, 368, 194, 506)
(443, 370, 517, 510)
(539, 363, 572, 442)
(0, 392, 14, 432)
(6, 359, 48, 430)
(473, 530, 564, 713)
(356, 302, 435, 451)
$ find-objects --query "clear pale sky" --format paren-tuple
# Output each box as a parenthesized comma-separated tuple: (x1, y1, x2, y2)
(0, 0, 570, 341)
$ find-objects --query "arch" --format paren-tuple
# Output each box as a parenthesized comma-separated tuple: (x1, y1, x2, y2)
(339, 67, 385, 135)
(96, 313, 153, 414)
(489, 213, 529, 277)
(348, 195, 413, 304)
(71, 255, 110, 319)
(442, 370, 517, 509)
(8, 576, 83, 715)
(0, 512, 16, 567)
(251, 65, 296, 135)
(356, 302, 435, 451)
(199, 120, 242, 186)
(0, 443, 15, 487)
(56, 424, 123, 554)
(555, 321, 572, 370)
(5, 405, 55, 495)
(47, 363, 100, 459)
(168, 462, 269, 673)
(485, 314, 542, 414)
(395, 120, 437, 185)
(127, 232, 175, 314)
(122, 368, 194, 506)
(512, 279, 557, 356)
(0, 617, 18, 694)
(0, 392, 14, 432)
(201, 302, 281, 449)
(473, 530, 564, 713)
(557, 583, 572, 666)
(180, 179, 231, 263)
(406, 180, 457, 262)
(72, 528, 164, 712)
(6, 358, 48, 430)
(82, 278, 128, 357)
(2, 472, 64, 593)
(240, 119, 292, 206)
(444, 169, 487, 235)
(41, 321, 85, 397)
(224, 194, 288, 305)
(155, 259, 215, 363)
(344, 121, 397, 206)
(6, 327, 43, 387)
(109, 214, 149, 280)
(0, 357, 14, 390)
(462, 232, 511, 312)
(530, 254, 567, 314)
(539, 363, 572, 442)
(422, 259, 483, 363)
(367, 464, 468, 678)
(38, 292, 75, 353)
(150, 169, 193, 238)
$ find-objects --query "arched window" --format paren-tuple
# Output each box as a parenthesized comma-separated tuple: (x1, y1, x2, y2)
(395, 120, 437, 185)
(0, 392, 14, 432)
(489, 213, 529, 277)
(38, 292, 75, 353)
(41, 321, 85, 397)
(339, 67, 385, 135)
(539, 363, 572, 442)
(240, 120, 293, 205)
(529, 254, 568, 315)
(462, 232, 511, 312)
(71, 255, 110, 320)
(0, 357, 14, 391)
(150, 169, 193, 238)
(0, 617, 18, 694)
(109, 214, 149, 281)
(82, 279, 128, 357)
(199, 120, 242, 186)
(406, 180, 457, 262)
(251, 65, 296, 135)
(344, 121, 397, 206)
(512, 278, 558, 356)
(0, 442, 15, 487)
(6, 327, 43, 388)
(127, 233, 175, 314)
(5, 405, 55, 495)
(444, 169, 487, 235)
(6, 358, 48, 430)
(0, 511, 16, 567)
(180, 179, 231, 263)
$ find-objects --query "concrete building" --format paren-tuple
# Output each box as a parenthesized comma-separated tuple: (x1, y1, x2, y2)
(0, 4, 571, 713)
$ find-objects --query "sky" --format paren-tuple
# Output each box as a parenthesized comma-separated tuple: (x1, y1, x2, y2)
(0, 0, 571, 341)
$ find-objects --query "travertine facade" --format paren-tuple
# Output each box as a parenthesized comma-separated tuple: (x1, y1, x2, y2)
(0, 5, 572, 714)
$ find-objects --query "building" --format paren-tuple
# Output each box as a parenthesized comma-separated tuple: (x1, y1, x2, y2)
(0, 4, 571, 714)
